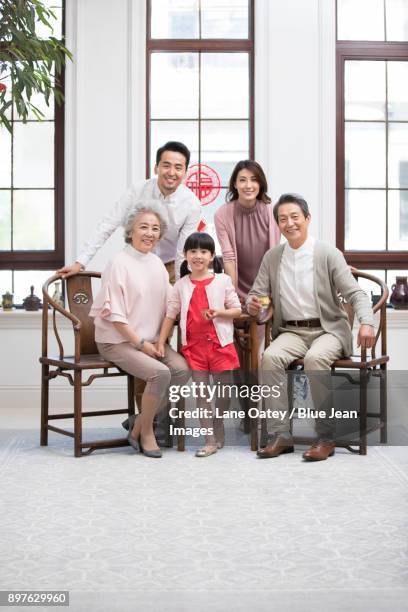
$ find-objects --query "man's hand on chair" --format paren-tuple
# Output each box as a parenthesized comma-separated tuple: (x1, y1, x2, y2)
(247, 296, 262, 317)
(57, 261, 83, 279)
(357, 324, 375, 349)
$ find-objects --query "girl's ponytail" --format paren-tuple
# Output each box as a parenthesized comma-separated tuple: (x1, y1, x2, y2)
(180, 260, 190, 278)
(212, 255, 223, 274)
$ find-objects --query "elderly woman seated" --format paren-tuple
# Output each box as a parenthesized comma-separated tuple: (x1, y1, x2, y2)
(90, 201, 190, 458)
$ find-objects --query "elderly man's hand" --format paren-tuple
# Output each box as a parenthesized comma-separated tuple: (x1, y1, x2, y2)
(357, 324, 376, 349)
(247, 296, 262, 317)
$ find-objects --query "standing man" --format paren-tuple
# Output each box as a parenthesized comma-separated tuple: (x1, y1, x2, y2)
(247, 193, 375, 461)
(58, 141, 201, 283)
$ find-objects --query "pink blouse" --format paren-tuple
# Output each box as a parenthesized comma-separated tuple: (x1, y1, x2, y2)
(90, 245, 170, 344)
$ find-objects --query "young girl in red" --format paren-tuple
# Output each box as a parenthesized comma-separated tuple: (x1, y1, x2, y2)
(158, 233, 242, 457)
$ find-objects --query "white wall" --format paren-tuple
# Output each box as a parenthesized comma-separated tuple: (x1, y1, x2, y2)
(0, 0, 406, 412)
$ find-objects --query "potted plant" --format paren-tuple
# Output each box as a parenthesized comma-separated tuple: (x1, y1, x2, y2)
(0, 0, 72, 132)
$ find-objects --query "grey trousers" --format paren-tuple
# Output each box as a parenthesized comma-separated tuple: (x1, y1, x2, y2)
(261, 327, 343, 436)
(97, 341, 190, 410)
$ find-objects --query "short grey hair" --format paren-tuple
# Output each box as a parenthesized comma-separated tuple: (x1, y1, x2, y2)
(123, 200, 169, 243)
(273, 193, 310, 223)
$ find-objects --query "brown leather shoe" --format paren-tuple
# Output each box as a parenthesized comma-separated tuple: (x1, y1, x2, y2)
(257, 436, 294, 459)
(302, 440, 336, 461)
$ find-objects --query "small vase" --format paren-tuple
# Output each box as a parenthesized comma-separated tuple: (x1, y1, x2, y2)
(390, 276, 408, 310)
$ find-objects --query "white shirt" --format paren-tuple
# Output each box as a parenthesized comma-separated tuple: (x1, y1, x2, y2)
(77, 177, 201, 279)
(279, 236, 319, 321)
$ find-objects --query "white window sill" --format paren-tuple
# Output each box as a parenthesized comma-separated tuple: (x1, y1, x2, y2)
(1, 306, 407, 330)
(0, 309, 73, 330)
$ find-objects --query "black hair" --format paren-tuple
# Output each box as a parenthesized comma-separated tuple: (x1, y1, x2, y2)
(273, 193, 310, 223)
(155, 141, 191, 168)
(180, 232, 223, 277)
(226, 159, 271, 204)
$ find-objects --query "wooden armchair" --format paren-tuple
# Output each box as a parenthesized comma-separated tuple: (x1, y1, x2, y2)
(40, 272, 135, 457)
(284, 270, 389, 455)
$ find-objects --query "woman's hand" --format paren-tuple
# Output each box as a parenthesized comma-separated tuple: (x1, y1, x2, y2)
(141, 341, 162, 358)
(155, 342, 166, 358)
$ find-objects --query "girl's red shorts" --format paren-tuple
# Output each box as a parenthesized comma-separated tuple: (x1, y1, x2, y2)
(181, 335, 240, 373)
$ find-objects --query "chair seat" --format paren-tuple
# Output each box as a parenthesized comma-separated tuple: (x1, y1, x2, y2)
(332, 355, 389, 369)
(290, 354, 389, 370)
(40, 353, 118, 370)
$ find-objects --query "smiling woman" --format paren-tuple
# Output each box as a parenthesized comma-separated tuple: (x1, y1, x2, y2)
(123, 202, 168, 252)
(89, 200, 190, 458)
(214, 160, 280, 300)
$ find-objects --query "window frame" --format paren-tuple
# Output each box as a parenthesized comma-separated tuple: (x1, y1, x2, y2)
(336, 40, 408, 269)
(146, 0, 255, 179)
(0, 7, 65, 272)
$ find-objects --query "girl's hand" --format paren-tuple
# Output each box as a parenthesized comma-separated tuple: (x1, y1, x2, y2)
(141, 341, 161, 358)
(155, 342, 166, 358)
(204, 308, 219, 320)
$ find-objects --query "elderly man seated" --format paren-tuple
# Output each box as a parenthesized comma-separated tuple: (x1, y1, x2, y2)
(247, 193, 375, 462)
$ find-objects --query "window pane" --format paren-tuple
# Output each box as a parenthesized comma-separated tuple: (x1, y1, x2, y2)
(151, 0, 199, 39)
(199, 188, 227, 253)
(35, 0, 62, 39)
(0, 190, 11, 250)
(24, 72, 55, 121)
(201, 53, 249, 119)
(388, 62, 408, 121)
(388, 190, 408, 249)
(13, 270, 54, 305)
(345, 190, 386, 249)
(151, 53, 198, 119)
(345, 61, 385, 120)
(337, 0, 384, 40)
(13, 122, 54, 188)
(201, 120, 249, 185)
(0, 270, 13, 296)
(150, 121, 199, 174)
(388, 123, 408, 188)
(0, 127, 12, 187)
(0, 71, 12, 120)
(185, 163, 221, 206)
(386, 0, 408, 41)
(357, 270, 386, 302)
(345, 122, 386, 188)
(13, 190, 55, 250)
(12, 62, 55, 120)
(201, 0, 249, 39)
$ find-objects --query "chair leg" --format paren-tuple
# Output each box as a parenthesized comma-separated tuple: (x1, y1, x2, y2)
(127, 375, 135, 418)
(250, 412, 258, 451)
(40, 364, 49, 446)
(380, 366, 387, 443)
(359, 369, 368, 456)
(74, 370, 82, 458)
(177, 397, 185, 452)
(243, 395, 251, 434)
(287, 370, 294, 437)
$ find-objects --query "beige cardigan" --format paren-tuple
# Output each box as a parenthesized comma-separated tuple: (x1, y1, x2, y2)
(247, 240, 374, 356)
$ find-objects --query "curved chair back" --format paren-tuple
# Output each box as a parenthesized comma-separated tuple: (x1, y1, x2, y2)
(66, 274, 99, 355)
(42, 272, 102, 360)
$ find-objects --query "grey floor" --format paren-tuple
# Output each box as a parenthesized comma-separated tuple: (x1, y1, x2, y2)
(0, 412, 407, 612)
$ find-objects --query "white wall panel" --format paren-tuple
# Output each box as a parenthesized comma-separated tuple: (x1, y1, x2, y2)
(1, 0, 405, 413)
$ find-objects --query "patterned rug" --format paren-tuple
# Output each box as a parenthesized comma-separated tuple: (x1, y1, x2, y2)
(0, 430, 407, 612)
